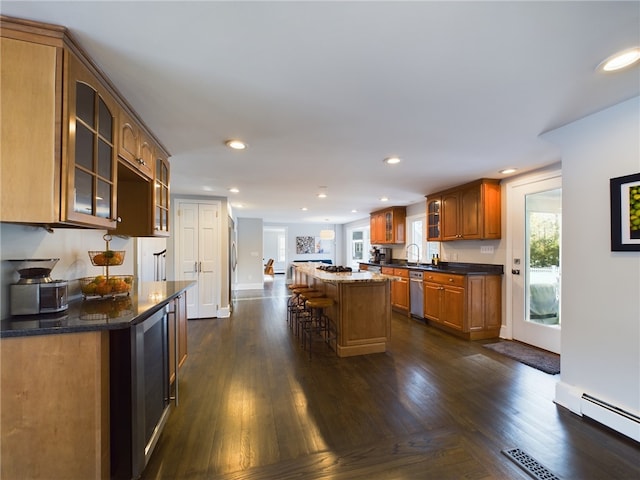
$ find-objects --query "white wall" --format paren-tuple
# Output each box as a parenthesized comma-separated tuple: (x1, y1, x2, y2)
(0, 224, 135, 317)
(544, 97, 640, 430)
(236, 218, 264, 289)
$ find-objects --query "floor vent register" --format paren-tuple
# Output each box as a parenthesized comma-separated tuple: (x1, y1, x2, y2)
(501, 448, 561, 480)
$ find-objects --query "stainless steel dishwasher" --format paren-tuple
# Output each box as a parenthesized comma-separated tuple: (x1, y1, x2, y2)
(409, 270, 424, 318)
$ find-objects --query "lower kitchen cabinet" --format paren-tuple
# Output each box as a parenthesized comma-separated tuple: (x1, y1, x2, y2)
(0, 331, 110, 479)
(169, 291, 188, 385)
(391, 268, 410, 315)
(423, 272, 501, 340)
(382, 267, 410, 315)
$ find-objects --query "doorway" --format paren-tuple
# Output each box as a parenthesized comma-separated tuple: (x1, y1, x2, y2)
(263, 226, 287, 274)
(509, 174, 562, 354)
(346, 225, 370, 270)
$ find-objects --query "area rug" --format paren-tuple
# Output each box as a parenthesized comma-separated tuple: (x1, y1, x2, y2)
(483, 341, 560, 375)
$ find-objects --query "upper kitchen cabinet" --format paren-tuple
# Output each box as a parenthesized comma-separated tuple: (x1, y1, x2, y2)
(112, 142, 170, 237)
(1, 18, 118, 229)
(154, 152, 170, 236)
(119, 108, 154, 180)
(370, 207, 406, 244)
(426, 196, 441, 241)
(428, 179, 501, 241)
(1, 16, 170, 233)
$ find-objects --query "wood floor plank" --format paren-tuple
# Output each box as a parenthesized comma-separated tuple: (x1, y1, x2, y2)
(141, 276, 640, 480)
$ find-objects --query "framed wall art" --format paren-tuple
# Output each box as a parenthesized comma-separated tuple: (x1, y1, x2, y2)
(610, 172, 640, 251)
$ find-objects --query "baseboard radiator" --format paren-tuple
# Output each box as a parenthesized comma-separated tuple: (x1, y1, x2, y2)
(581, 393, 640, 442)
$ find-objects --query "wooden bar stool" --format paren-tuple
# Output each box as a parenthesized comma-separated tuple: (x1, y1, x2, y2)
(296, 290, 326, 338)
(302, 297, 335, 359)
(287, 287, 315, 329)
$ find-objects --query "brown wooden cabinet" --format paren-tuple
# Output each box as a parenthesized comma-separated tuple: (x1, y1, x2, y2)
(428, 179, 501, 241)
(1, 331, 110, 479)
(423, 271, 501, 340)
(1, 28, 119, 229)
(426, 196, 442, 241)
(112, 143, 170, 237)
(154, 153, 171, 235)
(1, 17, 170, 233)
(119, 108, 154, 180)
(382, 267, 410, 315)
(392, 268, 409, 314)
(169, 291, 188, 386)
(370, 207, 406, 244)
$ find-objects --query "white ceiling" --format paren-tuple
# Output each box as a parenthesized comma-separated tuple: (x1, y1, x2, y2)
(3, 1, 639, 224)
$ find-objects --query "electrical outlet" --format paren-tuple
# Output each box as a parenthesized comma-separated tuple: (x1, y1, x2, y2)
(480, 246, 494, 254)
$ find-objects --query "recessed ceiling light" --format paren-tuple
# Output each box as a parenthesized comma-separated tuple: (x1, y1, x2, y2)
(380, 196, 389, 202)
(233, 203, 244, 208)
(499, 168, 517, 175)
(228, 187, 240, 193)
(317, 193, 327, 198)
(301, 207, 308, 211)
(225, 139, 247, 150)
(351, 209, 358, 213)
(598, 47, 640, 72)
(383, 156, 401, 165)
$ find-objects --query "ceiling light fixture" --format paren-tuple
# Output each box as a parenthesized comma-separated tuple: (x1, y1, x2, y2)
(317, 193, 327, 198)
(228, 187, 239, 193)
(225, 139, 247, 150)
(380, 196, 389, 202)
(320, 229, 335, 240)
(383, 156, 401, 165)
(301, 207, 308, 211)
(499, 168, 517, 175)
(598, 47, 640, 72)
(317, 186, 328, 198)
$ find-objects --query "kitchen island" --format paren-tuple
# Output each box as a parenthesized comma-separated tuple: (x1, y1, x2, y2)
(292, 263, 393, 357)
(0, 280, 194, 480)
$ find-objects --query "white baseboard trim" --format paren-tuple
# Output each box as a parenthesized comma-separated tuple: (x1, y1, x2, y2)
(555, 381, 640, 442)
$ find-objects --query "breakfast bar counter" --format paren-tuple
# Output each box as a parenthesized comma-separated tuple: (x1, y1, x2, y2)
(292, 263, 393, 357)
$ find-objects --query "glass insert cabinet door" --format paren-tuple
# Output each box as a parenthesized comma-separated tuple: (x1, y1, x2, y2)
(65, 52, 118, 228)
(154, 156, 170, 234)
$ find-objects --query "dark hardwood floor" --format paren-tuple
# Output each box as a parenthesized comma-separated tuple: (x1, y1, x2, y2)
(142, 275, 639, 479)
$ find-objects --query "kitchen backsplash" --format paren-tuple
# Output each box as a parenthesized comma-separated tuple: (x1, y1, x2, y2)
(0, 223, 134, 319)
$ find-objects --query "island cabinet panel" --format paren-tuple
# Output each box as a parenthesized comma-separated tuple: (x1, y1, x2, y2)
(293, 263, 392, 357)
(423, 271, 501, 340)
(1, 331, 110, 480)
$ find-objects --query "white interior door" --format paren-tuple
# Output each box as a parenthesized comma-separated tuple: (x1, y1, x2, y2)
(510, 174, 562, 354)
(197, 204, 218, 318)
(176, 200, 220, 319)
(179, 203, 199, 317)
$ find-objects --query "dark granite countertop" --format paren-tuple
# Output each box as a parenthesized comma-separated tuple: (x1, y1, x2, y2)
(360, 261, 504, 275)
(1, 281, 195, 338)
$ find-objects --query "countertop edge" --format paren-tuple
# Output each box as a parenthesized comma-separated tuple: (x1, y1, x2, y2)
(1, 280, 196, 339)
(360, 261, 504, 275)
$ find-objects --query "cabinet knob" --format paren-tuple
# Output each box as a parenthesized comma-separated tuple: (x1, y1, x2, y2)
(449, 278, 453, 282)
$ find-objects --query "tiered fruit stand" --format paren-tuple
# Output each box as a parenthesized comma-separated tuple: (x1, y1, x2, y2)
(80, 234, 133, 299)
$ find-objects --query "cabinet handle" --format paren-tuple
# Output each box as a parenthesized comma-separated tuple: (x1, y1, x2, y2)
(194, 262, 198, 272)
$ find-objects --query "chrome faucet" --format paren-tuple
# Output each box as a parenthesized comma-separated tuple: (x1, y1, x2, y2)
(406, 243, 420, 264)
